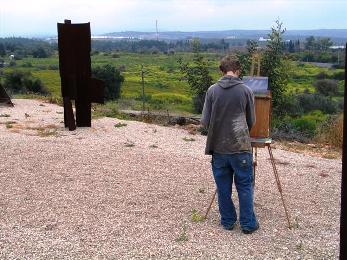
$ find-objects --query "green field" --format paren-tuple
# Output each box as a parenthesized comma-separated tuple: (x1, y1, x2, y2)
(1, 52, 344, 115)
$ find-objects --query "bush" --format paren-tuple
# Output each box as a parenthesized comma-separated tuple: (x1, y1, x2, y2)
(22, 62, 33, 68)
(291, 110, 327, 137)
(47, 64, 59, 70)
(297, 93, 337, 114)
(32, 47, 49, 58)
(313, 79, 339, 96)
(315, 114, 343, 148)
(3, 70, 48, 94)
(316, 71, 328, 79)
(281, 94, 303, 116)
(330, 71, 345, 80)
(272, 110, 327, 140)
(118, 64, 126, 72)
(112, 53, 120, 58)
(92, 64, 124, 100)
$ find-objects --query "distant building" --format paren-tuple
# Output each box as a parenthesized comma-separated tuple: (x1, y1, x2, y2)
(329, 45, 345, 49)
(258, 37, 270, 42)
(9, 54, 15, 60)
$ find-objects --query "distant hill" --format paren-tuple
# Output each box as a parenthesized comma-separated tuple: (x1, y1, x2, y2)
(104, 29, 347, 43)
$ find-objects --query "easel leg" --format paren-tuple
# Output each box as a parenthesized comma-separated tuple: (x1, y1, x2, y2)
(268, 145, 291, 228)
(204, 189, 217, 220)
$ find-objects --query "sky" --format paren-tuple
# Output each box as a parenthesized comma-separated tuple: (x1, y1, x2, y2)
(0, 0, 346, 37)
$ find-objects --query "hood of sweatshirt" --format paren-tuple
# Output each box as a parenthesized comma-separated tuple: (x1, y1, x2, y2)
(217, 75, 243, 89)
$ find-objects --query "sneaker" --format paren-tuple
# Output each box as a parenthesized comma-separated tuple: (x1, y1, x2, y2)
(242, 223, 259, 234)
(223, 223, 236, 231)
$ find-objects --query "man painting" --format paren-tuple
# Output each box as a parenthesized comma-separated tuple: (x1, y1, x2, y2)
(201, 55, 259, 234)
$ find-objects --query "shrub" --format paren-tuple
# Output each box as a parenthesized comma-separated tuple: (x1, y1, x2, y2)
(22, 62, 33, 68)
(118, 64, 126, 72)
(315, 71, 328, 79)
(48, 64, 59, 70)
(3, 70, 48, 95)
(315, 114, 343, 148)
(330, 71, 345, 80)
(92, 64, 124, 100)
(272, 111, 327, 140)
(297, 93, 337, 114)
(313, 79, 339, 96)
(291, 110, 327, 137)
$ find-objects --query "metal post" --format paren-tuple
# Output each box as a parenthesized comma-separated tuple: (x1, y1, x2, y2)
(141, 65, 145, 113)
(340, 43, 347, 259)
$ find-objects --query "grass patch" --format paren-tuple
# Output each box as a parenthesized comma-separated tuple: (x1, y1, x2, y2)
(114, 122, 127, 128)
(191, 209, 204, 223)
(124, 140, 135, 147)
(183, 137, 195, 142)
(175, 223, 189, 242)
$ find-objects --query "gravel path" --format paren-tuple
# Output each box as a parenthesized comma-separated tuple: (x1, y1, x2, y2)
(0, 99, 342, 259)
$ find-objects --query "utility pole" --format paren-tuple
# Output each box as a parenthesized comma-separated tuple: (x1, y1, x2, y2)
(156, 20, 159, 41)
(141, 64, 145, 113)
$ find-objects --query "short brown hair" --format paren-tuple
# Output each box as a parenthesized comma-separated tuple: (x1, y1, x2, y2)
(219, 55, 241, 74)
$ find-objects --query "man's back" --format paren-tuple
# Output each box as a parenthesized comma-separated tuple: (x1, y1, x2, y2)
(201, 75, 255, 155)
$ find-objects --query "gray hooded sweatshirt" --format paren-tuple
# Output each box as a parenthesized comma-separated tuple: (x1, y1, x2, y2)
(201, 75, 255, 155)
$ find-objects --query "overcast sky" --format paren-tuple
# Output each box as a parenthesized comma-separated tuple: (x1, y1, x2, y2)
(0, 0, 346, 37)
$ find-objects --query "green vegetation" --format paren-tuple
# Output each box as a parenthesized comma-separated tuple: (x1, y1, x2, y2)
(0, 33, 345, 147)
(114, 122, 127, 128)
(92, 64, 124, 100)
(175, 223, 189, 242)
(191, 209, 204, 223)
(179, 39, 214, 112)
(261, 20, 289, 115)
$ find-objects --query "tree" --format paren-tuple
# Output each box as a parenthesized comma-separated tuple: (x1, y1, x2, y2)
(304, 36, 315, 50)
(261, 20, 289, 115)
(178, 39, 213, 113)
(0, 43, 5, 56)
(32, 46, 48, 58)
(92, 64, 124, 100)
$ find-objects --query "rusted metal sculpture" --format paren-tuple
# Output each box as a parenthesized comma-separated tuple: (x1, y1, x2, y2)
(57, 20, 104, 130)
(0, 83, 13, 107)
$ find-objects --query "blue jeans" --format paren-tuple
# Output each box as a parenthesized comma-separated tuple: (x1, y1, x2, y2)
(212, 152, 257, 231)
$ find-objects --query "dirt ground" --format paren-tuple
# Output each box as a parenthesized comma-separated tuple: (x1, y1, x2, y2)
(0, 99, 342, 259)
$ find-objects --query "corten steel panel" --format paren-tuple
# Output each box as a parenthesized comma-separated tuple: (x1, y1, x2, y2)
(58, 22, 91, 99)
(0, 83, 13, 106)
(57, 21, 104, 129)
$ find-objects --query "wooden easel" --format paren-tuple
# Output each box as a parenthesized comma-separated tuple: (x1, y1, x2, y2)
(204, 54, 292, 228)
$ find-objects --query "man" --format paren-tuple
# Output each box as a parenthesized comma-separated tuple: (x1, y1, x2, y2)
(201, 55, 258, 234)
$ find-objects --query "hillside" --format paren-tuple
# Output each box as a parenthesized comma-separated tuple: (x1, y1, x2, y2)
(104, 29, 347, 43)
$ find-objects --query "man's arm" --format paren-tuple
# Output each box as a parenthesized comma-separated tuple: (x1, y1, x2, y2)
(200, 89, 212, 129)
(246, 91, 256, 131)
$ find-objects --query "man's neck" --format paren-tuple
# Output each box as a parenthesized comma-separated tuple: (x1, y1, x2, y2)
(225, 71, 239, 77)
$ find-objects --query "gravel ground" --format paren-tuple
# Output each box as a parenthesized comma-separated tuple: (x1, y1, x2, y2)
(0, 99, 342, 259)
